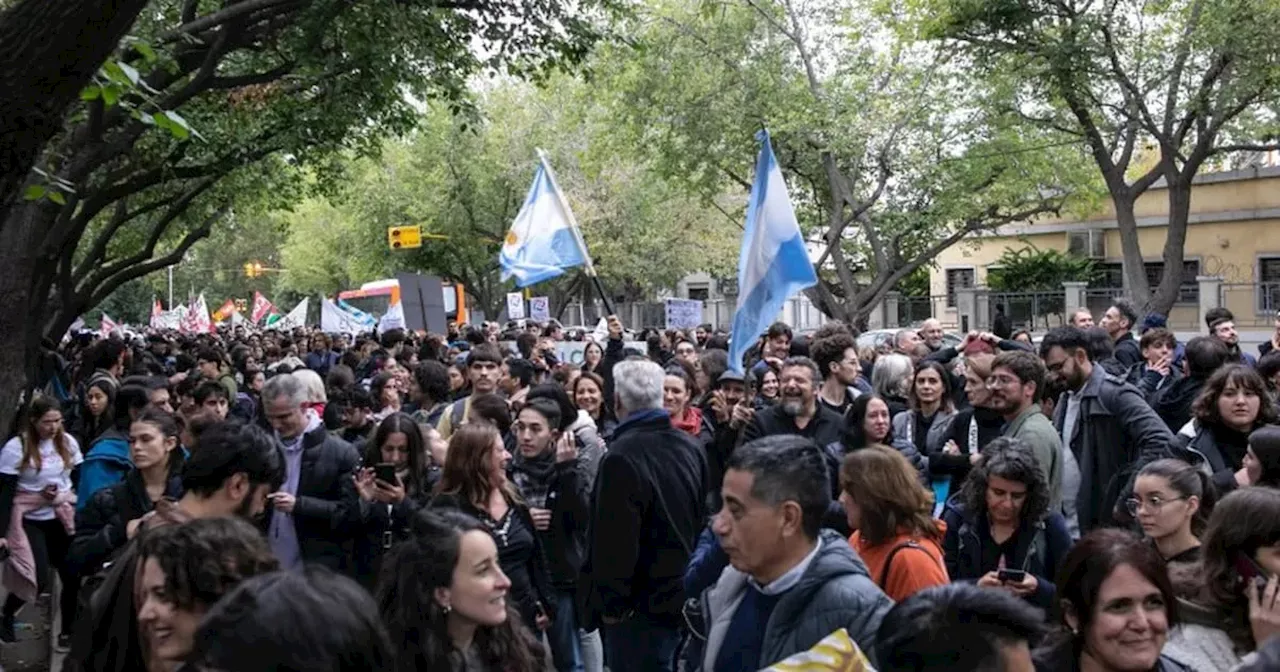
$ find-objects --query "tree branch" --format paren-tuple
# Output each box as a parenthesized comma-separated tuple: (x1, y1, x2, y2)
(84, 204, 229, 309)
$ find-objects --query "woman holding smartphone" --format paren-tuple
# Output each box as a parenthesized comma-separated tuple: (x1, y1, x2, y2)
(1163, 487, 1280, 671)
(941, 437, 1072, 610)
(351, 413, 431, 589)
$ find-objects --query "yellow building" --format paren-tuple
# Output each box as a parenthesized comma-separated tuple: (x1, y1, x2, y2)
(929, 165, 1280, 333)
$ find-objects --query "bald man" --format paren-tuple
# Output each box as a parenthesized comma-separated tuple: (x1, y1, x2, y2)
(918, 319, 945, 352)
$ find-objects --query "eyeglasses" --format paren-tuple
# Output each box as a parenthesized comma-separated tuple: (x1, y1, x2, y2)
(986, 375, 1020, 389)
(1125, 495, 1188, 515)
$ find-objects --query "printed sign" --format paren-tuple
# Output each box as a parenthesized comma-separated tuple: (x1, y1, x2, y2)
(529, 296, 550, 322)
(506, 292, 526, 320)
(665, 298, 704, 329)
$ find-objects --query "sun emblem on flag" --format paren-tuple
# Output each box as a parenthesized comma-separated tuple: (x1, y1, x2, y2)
(505, 230, 518, 246)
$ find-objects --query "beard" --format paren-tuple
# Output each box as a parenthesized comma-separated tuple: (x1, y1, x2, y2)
(781, 398, 804, 416)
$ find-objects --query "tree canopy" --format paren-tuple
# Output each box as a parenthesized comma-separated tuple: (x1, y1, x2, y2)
(577, 0, 1095, 326)
(924, 0, 1280, 314)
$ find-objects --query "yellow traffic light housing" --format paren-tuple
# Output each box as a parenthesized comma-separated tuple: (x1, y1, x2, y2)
(388, 225, 423, 250)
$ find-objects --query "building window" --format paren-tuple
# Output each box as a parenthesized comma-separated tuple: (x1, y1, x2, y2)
(1090, 260, 1199, 303)
(945, 268, 974, 308)
(1260, 257, 1280, 313)
(687, 286, 709, 301)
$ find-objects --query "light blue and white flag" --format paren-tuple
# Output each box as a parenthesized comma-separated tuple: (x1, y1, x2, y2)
(323, 298, 375, 335)
(337, 298, 378, 329)
(727, 130, 818, 374)
(499, 151, 592, 287)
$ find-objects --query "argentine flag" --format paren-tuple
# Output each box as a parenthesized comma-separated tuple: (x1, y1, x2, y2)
(336, 299, 378, 330)
(727, 130, 818, 374)
(499, 152, 591, 287)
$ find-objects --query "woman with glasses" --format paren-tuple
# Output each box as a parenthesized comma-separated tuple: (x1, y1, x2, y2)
(1129, 459, 1214, 566)
(1172, 365, 1278, 497)
(941, 437, 1071, 609)
(0, 397, 82, 643)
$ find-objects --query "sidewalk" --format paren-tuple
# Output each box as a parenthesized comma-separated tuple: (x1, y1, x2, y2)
(0, 591, 64, 672)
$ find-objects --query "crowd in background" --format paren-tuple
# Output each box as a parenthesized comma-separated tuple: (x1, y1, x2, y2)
(3, 301, 1280, 670)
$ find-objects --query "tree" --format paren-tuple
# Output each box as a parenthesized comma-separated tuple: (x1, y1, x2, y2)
(986, 244, 1098, 292)
(926, 0, 1280, 315)
(0, 0, 150, 222)
(0, 0, 614, 433)
(583, 0, 1090, 329)
(280, 81, 738, 319)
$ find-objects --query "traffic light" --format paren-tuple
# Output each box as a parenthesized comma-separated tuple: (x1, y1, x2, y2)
(243, 261, 265, 278)
(388, 225, 423, 250)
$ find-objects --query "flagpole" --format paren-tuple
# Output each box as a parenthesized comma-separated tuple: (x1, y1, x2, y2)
(535, 149, 615, 317)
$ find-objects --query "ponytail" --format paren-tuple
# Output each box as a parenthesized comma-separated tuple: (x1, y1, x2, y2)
(1139, 458, 1216, 536)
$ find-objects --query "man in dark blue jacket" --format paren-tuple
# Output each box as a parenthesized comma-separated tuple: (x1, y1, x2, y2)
(585, 358, 707, 672)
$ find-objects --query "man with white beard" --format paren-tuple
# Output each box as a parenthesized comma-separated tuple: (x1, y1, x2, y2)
(742, 357, 850, 532)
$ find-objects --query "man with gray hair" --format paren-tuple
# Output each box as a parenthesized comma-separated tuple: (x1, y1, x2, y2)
(699, 435, 892, 670)
(585, 358, 707, 672)
(262, 372, 360, 571)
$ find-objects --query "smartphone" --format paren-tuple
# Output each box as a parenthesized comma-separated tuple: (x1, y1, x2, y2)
(1235, 552, 1271, 590)
(997, 569, 1027, 584)
(374, 463, 398, 484)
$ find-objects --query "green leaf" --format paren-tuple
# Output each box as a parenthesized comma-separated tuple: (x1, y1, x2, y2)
(23, 185, 46, 201)
(164, 110, 202, 140)
(134, 41, 157, 63)
(80, 85, 101, 101)
(154, 111, 189, 139)
(47, 191, 66, 206)
(104, 61, 140, 86)
(101, 84, 120, 106)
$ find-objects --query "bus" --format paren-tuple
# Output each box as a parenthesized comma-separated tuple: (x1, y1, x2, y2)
(337, 278, 468, 325)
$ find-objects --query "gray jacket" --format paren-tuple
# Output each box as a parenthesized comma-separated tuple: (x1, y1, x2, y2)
(698, 530, 893, 671)
(892, 408, 955, 458)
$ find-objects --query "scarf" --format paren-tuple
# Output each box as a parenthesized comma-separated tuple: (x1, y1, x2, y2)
(510, 449, 557, 509)
(671, 406, 703, 438)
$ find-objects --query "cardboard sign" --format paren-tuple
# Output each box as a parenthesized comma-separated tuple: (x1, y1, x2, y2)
(506, 293, 526, 320)
(529, 296, 550, 322)
(665, 298, 704, 329)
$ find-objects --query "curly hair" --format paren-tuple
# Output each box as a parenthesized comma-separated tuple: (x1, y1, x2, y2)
(378, 509, 545, 672)
(1192, 364, 1279, 428)
(957, 437, 1050, 524)
(136, 517, 279, 611)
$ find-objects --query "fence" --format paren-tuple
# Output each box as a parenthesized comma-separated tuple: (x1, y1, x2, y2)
(894, 296, 949, 328)
(1220, 282, 1280, 328)
(989, 292, 1068, 332)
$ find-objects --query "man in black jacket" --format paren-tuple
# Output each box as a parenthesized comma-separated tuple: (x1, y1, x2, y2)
(743, 357, 849, 532)
(1040, 327, 1174, 537)
(585, 358, 707, 672)
(262, 373, 360, 573)
(1100, 299, 1142, 369)
(1151, 336, 1230, 432)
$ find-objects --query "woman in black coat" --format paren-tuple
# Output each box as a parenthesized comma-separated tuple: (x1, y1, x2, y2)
(350, 413, 432, 589)
(69, 408, 185, 579)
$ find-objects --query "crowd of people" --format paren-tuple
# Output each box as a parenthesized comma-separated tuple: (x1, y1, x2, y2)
(4, 301, 1280, 671)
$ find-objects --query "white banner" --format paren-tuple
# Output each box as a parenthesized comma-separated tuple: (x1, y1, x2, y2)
(273, 298, 309, 330)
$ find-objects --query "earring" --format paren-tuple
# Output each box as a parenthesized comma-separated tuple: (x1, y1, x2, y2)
(442, 604, 452, 614)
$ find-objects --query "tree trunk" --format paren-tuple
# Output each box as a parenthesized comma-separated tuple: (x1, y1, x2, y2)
(0, 0, 149, 224)
(1112, 193, 1152, 308)
(0, 200, 55, 438)
(1151, 177, 1195, 317)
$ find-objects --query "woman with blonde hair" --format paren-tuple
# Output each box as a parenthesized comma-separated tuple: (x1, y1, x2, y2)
(838, 444, 948, 602)
(431, 423, 555, 638)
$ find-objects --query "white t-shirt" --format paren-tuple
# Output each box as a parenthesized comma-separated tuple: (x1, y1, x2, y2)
(0, 435, 83, 521)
